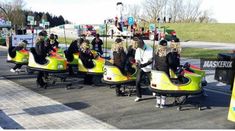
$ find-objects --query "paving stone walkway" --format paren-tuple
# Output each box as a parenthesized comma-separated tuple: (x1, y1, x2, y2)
(0, 77, 116, 129)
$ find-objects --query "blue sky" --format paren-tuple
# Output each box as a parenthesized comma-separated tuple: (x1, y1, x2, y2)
(3, 0, 235, 24)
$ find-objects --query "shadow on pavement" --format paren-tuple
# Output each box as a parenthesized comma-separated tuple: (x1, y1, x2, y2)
(0, 109, 24, 129)
(23, 102, 90, 116)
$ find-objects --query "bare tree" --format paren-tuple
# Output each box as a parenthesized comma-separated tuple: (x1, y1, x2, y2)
(0, 0, 26, 27)
(142, 0, 169, 23)
(167, 0, 183, 23)
(198, 10, 214, 23)
(181, 0, 202, 22)
(126, 4, 141, 22)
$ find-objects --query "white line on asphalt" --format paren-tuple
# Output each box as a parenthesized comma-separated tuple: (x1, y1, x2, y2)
(204, 88, 231, 96)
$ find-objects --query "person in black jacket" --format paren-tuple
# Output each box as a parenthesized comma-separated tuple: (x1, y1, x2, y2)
(125, 37, 138, 75)
(153, 39, 171, 108)
(10, 40, 28, 73)
(91, 33, 103, 55)
(79, 40, 95, 84)
(65, 38, 84, 75)
(45, 33, 58, 53)
(168, 38, 181, 72)
(35, 31, 48, 88)
(110, 38, 127, 96)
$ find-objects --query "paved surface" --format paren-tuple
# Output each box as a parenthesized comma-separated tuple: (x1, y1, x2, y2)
(0, 76, 115, 129)
(0, 46, 235, 129)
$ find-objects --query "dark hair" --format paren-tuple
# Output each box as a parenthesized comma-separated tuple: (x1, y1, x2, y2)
(55, 35, 58, 39)
(83, 39, 90, 44)
(171, 37, 180, 42)
(39, 31, 46, 36)
(115, 38, 122, 43)
(49, 34, 55, 39)
(78, 38, 84, 45)
(95, 33, 100, 38)
(22, 40, 28, 45)
(159, 39, 167, 46)
(133, 37, 144, 48)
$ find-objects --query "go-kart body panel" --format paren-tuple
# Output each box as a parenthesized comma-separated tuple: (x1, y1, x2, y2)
(78, 55, 105, 75)
(150, 70, 202, 94)
(7, 50, 29, 64)
(28, 52, 67, 72)
(102, 65, 136, 84)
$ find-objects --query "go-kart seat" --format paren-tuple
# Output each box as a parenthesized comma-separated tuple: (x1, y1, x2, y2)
(30, 47, 48, 65)
(170, 68, 189, 85)
(64, 50, 74, 62)
(8, 47, 16, 58)
(80, 55, 95, 69)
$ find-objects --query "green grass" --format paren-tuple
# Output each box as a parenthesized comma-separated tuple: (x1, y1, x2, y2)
(181, 47, 230, 59)
(163, 23, 235, 43)
(59, 23, 235, 43)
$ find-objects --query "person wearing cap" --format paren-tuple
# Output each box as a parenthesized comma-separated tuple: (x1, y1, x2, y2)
(46, 33, 59, 51)
(170, 31, 179, 42)
(35, 31, 48, 88)
(134, 37, 153, 102)
(10, 40, 28, 73)
(110, 38, 127, 96)
(91, 33, 103, 55)
(153, 39, 171, 108)
(45, 33, 57, 54)
(79, 40, 95, 85)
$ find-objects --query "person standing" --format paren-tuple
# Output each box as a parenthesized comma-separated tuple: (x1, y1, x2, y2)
(91, 33, 103, 55)
(35, 31, 48, 88)
(134, 37, 153, 102)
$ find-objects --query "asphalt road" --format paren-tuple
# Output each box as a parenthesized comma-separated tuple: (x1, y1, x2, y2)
(0, 47, 234, 129)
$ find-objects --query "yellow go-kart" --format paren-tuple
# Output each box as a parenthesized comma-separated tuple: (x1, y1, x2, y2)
(101, 61, 137, 96)
(28, 48, 67, 73)
(150, 64, 205, 111)
(102, 62, 137, 85)
(78, 50, 105, 75)
(7, 47, 29, 64)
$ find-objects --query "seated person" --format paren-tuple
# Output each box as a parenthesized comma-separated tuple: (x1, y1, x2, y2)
(54, 34, 59, 48)
(79, 40, 94, 85)
(45, 34, 57, 54)
(153, 39, 171, 108)
(79, 40, 95, 69)
(110, 38, 127, 75)
(125, 37, 138, 75)
(65, 38, 84, 75)
(10, 40, 28, 73)
(168, 38, 181, 73)
(110, 38, 127, 96)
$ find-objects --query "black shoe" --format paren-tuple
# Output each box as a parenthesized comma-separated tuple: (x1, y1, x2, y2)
(42, 83, 48, 89)
(116, 91, 126, 96)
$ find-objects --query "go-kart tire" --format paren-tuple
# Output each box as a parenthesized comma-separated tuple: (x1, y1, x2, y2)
(198, 106, 202, 111)
(177, 106, 182, 111)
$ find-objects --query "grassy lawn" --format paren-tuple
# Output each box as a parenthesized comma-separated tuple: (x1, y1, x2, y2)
(181, 47, 230, 59)
(163, 23, 235, 43)
(59, 23, 235, 43)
